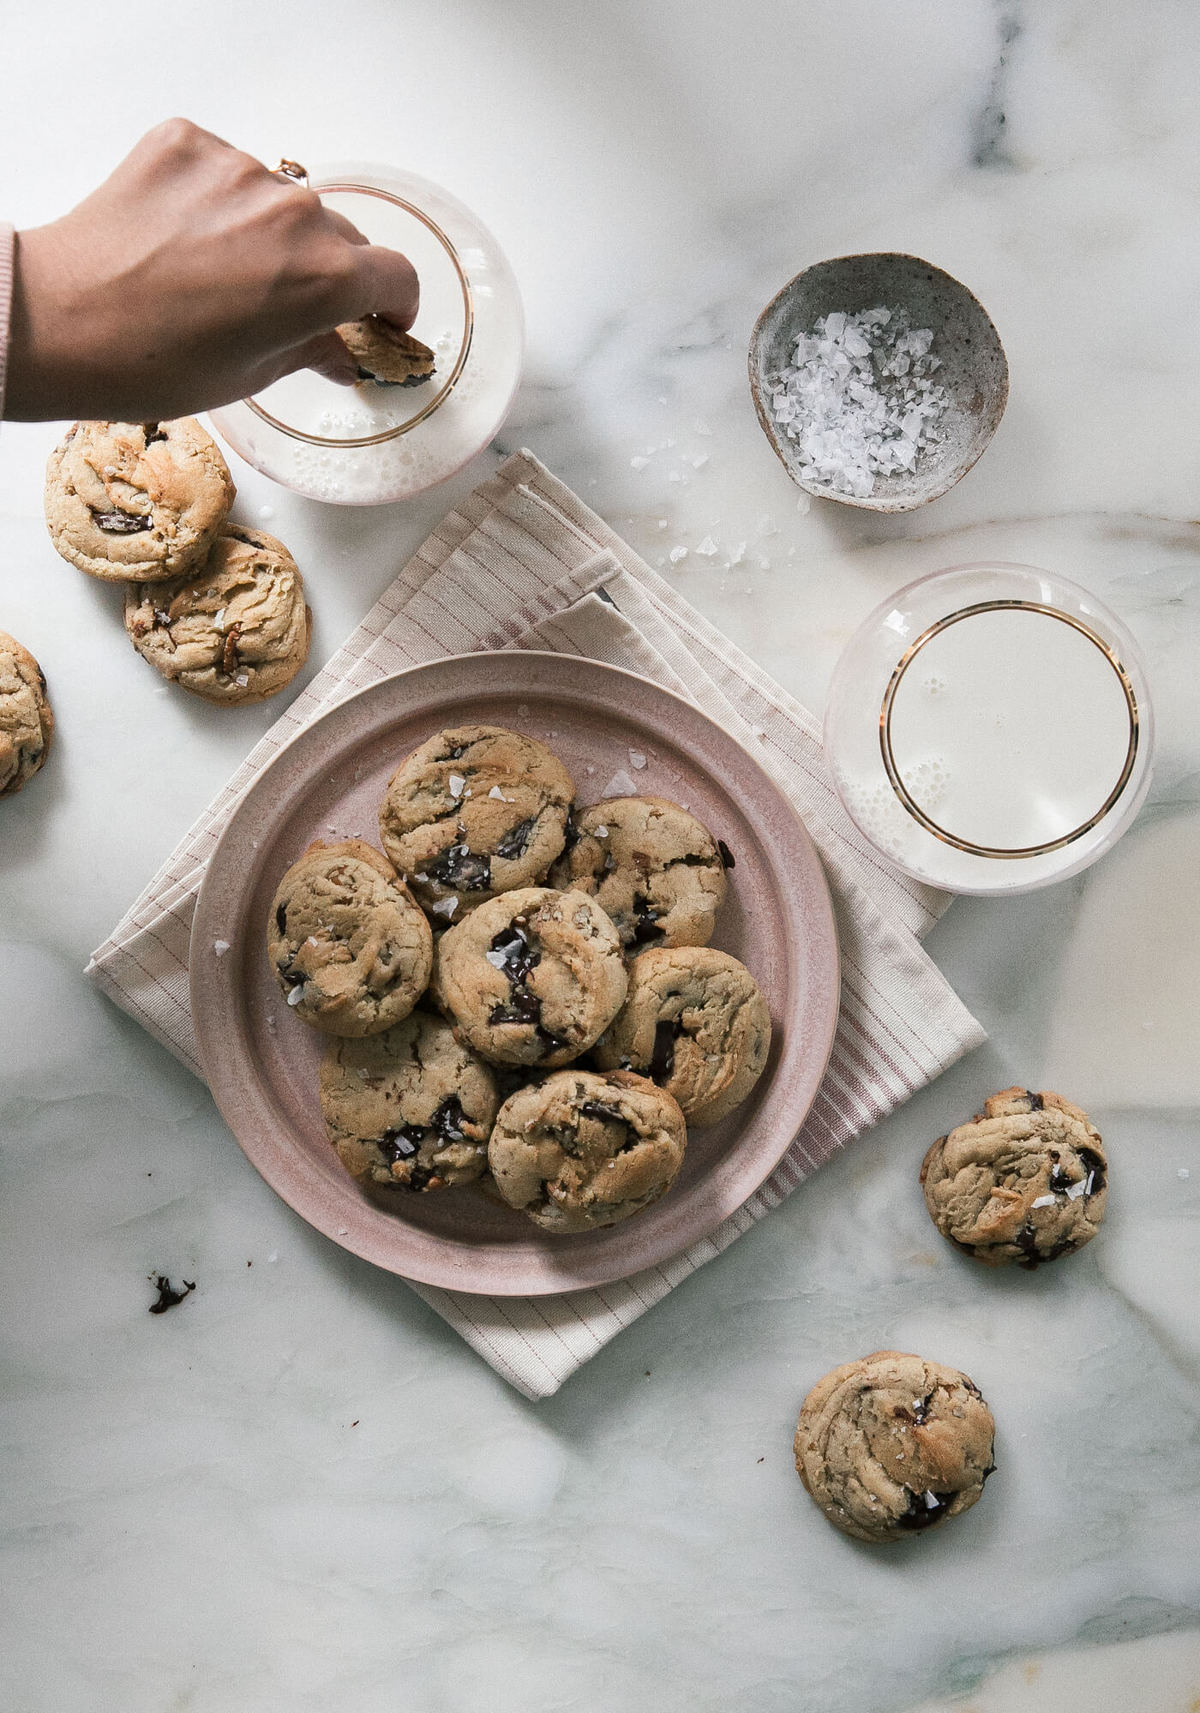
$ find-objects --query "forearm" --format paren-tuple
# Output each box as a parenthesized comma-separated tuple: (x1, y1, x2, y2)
(0, 223, 14, 422)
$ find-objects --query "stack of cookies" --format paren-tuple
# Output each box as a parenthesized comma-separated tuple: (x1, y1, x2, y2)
(43, 418, 311, 705)
(266, 723, 773, 1235)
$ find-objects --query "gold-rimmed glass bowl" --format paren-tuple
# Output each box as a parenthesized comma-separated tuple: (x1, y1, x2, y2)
(209, 164, 523, 505)
(823, 563, 1155, 894)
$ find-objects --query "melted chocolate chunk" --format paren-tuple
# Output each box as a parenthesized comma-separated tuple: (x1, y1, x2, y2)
(1024, 1089, 1045, 1111)
(444, 743, 468, 761)
(1078, 1147, 1106, 1196)
(149, 1274, 195, 1314)
(379, 1127, 421, 1162)
(631, 895, 664, 945)
(275, 901, 288, 935)
(426, 843, 492, 891)
(489, 991, 542, 1027)
(494, 815, 539, 862)
(911, 1389, 935, 1426)
(377, 1099, 470, 1177)
(650, 1017, 682, 1082)
(717, 839, 736, 870)
(896, 1488, 954, 1531)
(490, 923, 540, 986)
(143, 423, 169, 446)
(91, 508, 152, 534)
(561, 814, 580, 854)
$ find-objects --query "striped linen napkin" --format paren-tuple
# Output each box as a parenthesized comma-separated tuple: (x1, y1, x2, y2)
(87, 449, 985, 1399)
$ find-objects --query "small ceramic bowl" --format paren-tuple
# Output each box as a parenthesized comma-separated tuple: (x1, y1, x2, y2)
(748, 253, 1008, 512)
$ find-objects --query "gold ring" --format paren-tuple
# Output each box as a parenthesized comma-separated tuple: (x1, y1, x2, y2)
(271, 159, 309, 187)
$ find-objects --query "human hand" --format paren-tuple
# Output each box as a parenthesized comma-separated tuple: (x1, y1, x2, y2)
(4, 118, 420, 422)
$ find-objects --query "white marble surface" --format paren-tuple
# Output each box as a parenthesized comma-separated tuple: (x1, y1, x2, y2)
(2, 3, 1200, 1709)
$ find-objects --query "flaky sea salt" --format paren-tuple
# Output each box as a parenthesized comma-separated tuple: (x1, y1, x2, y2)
(430, 896, 459, 919)
(212, 939, 230, 957)
(767, 305, 950, 497)
(669, 546, 688, 565)
(695, 535, 719, 556)
(603, 769, 639, 797)
(628, 749, 647, 769)
(448, 773, 466, 799)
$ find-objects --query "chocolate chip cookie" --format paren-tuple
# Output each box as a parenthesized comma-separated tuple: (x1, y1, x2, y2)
(45, 418, 235, 582)
(320, 1010, 498, 1197)
(794, 1351, 996, 1544)
(268, 840, 433, 1036)
(488, 1068, 687, 1233)
(379, 725, 575, 914)
(592, 946, 771, 1126)
(432, 886, 627, 1067)
(337, 317, 436, 386)
(124, 526, 311, 704)
(0, 631, 53, 797)
(549, 796, 727, 950)
(921, 1087, 1107, 1268)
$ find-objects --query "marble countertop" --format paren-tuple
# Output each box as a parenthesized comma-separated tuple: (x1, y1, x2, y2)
(2, 3, 1199, 1709)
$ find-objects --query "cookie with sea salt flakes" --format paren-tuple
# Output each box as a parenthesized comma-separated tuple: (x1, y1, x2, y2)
(794, 1351, 996, 1544)
(320, 1011, 498, 1197)
(337, 317, 436, 386)
(267, 839, 433, 1036)
(124, 526, 311, 705)
(488, 1068, 687, 1233)
(592, 945, 771, 1125)
(0, 630, 54, 797)
(378, 725, 575, 914)
(548, 796, 727, 951)
(432, 886, 627, 1068)
(45, 418, 235, 582)
(920, 1087, 1107, 1267)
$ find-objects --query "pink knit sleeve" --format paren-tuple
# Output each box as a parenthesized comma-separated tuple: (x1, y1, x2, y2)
(0, 223, 14, 419)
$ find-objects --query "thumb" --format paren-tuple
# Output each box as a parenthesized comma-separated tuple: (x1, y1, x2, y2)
(280, 329, 360, 387)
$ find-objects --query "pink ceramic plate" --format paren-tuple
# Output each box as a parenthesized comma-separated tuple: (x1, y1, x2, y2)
(190, 653, 840, 1294)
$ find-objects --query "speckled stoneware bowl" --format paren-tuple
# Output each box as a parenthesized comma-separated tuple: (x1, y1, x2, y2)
(748, 252, 1009, 513)
(191, 652, 841, 1296)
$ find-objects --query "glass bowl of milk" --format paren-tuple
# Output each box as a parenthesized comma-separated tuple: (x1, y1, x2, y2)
(824, 563, 1154, 894)
(209, 164, 523, 505)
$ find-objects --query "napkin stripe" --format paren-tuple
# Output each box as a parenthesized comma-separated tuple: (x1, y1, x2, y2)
(87, 449, 984, 1400)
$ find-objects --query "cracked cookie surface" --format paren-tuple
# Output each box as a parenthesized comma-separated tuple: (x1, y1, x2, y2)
(488, 1068, 687, 1233)
(921, 1087, 1107, 1267)
(45, 417, 235, 582)
(0, 631, 54, 797)
(320, 1011, 498, 1197)
(592, 945, 771, 1125)
(379, 725, 575, 913)
(548, 795, 727, 950)
(794, 1350, 996, 1544)
(268, 839, 433, 1036)
(125, 526, 311, 704)
(337, 317, 436, 386)
(432, 886, 627, 1067)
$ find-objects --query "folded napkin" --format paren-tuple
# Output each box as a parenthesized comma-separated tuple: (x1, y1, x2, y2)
(88, 450, 984, 1399)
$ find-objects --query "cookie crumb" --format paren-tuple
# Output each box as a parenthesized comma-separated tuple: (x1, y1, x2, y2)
(148, 1274, 195, 1314)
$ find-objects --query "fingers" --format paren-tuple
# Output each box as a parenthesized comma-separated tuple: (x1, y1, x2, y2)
(349, 244, 420, 331)
(285, 329, 360, 387)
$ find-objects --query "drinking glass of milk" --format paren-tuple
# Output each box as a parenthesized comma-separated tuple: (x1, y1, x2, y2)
(824, 563, 1154, 893)
(210, 164, 523, 505)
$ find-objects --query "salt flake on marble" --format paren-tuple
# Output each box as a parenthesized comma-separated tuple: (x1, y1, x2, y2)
(604, 769, 639, 797)
(630, 455, 649, 470)
(696, 535, 719, 556)
(628, 749, 647, 769)
(213, 939, 231, 957)
(669, 545, 688, 564)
